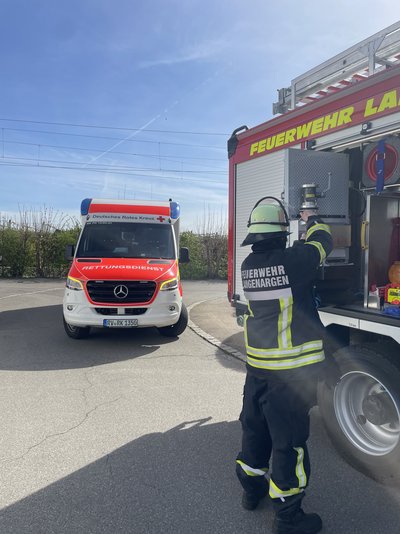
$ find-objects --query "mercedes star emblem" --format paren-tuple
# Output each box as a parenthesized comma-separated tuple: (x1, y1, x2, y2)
(114, 284, 129, 299)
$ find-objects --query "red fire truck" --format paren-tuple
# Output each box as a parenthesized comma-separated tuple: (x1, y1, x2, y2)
(228, 22, 400, 483)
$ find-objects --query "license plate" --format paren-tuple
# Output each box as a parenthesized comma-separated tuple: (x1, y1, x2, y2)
(103, 319, 138, 328)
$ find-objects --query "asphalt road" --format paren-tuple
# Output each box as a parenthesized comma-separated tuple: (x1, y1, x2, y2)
(0, 279, 399, 534)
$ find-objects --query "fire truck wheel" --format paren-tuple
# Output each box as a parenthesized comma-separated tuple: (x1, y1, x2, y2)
(158, 303, 188, 337)
(63, 316, 91, 339)
(317, 341, 400, 486)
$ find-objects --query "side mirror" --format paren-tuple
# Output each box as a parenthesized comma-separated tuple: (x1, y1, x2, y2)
(65, 244, 75, 261)
(179, 247, 190, 264)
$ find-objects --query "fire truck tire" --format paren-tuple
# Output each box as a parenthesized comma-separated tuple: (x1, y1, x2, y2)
(158, 303, 188, 337)
(63, 316, 91, 339)
(317, 341, 400, 486)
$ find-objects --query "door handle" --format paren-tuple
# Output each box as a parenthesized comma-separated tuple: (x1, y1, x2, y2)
(361, 221, 369, 250)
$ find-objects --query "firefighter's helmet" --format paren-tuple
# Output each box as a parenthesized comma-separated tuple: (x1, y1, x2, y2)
(241, 197, 290, 246)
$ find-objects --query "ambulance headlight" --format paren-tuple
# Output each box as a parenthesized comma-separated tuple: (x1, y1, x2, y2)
(160, 278, 178, 291)
(66, 276, 84, 291)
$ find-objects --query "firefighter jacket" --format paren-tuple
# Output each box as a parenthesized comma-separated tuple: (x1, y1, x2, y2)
(241, 217, 333, 377)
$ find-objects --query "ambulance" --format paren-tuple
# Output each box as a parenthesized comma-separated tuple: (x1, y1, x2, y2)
(63, 198, 189, 339)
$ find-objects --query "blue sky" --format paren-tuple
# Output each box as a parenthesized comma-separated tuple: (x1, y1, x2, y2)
(0, 1, 398, 229)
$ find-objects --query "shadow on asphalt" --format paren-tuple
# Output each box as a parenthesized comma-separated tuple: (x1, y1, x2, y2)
(222, 331, 246, 355)
(0, 305, 177, 371)
(0, 416, 399, 534)
(213, 332, 246, 372)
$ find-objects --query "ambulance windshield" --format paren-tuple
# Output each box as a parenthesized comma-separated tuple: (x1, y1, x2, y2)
(76, 222, 175, 259)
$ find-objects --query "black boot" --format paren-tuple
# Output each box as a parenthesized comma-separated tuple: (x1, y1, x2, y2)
(272, 494, 322, 534)
(236, 461, 269, 511)
(241, 491, 265, 510)
(272, 507, 322, 534)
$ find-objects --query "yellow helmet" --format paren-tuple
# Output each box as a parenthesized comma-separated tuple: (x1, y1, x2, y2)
(241, 197, 290, 246)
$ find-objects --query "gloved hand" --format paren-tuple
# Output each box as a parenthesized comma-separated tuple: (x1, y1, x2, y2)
(300, 209, 318, 222)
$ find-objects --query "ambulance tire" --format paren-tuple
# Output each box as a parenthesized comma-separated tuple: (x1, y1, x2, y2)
(63, 316, 91, 339)
(158, 303, 188, 337)
(317, 341, 400, 486)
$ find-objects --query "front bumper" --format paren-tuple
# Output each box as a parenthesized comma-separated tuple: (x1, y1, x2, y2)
(63, 287, 182, 328)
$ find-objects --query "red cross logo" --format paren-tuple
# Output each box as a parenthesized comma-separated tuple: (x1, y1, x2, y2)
(157, 216, 165, 222)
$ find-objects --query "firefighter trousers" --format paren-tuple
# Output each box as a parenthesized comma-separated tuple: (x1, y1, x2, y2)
(236, 371, 319, 505)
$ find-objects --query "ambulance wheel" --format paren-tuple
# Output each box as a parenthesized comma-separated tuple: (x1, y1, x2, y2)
(63, 316, 90, 339)
(317, 341, 400, 486)
(158, 304, 188, 337)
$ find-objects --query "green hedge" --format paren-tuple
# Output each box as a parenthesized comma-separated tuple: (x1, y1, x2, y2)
(0, 226, 227, 280)
(0, 225, 80, 278)
(179, 231, 227, 279)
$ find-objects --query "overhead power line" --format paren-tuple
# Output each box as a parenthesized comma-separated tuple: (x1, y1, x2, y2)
(0, 117, 229, 136)
(0, 160, 227, 185)
(5, 139, 225, 163)
(2, 127, 226, 150)
(0, 154, 226, 174)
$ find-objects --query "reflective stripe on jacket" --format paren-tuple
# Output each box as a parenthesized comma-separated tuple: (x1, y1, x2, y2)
(242, 218, 333, 374)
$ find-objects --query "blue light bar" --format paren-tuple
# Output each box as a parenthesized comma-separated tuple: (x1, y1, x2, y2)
(170, 201, 180, 220)
(80, 198, 92, 216)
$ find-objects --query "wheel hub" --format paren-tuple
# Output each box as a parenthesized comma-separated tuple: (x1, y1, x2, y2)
(362, 392, 398, 426)
(333, 370, 400, 456)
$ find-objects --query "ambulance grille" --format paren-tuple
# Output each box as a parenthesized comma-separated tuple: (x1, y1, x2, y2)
(86, 280, 156, 304)
(95, 307, 147, 315)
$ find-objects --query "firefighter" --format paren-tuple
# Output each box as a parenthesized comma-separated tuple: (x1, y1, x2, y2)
(236, 197, 333, 534)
